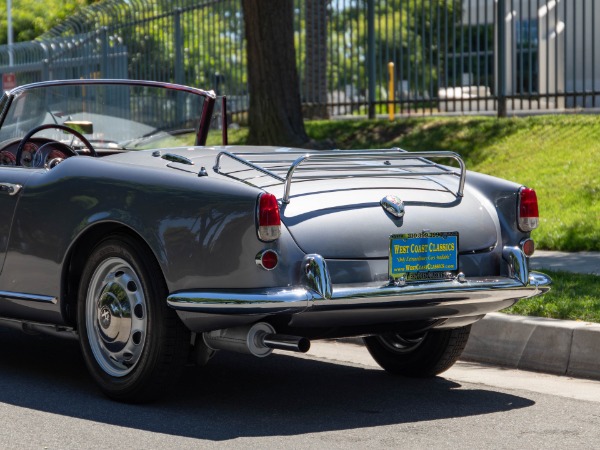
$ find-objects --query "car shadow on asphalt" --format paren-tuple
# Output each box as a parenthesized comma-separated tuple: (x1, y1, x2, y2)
(0, 327, 534, 441)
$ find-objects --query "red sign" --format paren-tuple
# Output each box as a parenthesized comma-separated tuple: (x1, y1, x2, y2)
(2, 73, 17, 90)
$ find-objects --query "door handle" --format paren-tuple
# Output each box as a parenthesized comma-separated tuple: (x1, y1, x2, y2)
(0, 183, 22, 196)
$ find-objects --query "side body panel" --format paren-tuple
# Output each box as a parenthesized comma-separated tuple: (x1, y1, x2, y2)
(0, 167, 34, 270)
(0, 154, 305, 324)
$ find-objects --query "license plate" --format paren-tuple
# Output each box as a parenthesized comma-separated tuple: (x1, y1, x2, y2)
(389, 232, 459, 281)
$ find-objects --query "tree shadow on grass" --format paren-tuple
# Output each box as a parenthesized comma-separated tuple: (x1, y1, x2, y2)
(306, 117, 523, 166)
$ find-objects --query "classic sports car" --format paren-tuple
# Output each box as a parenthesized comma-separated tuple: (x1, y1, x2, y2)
(0, 79, 550, 402)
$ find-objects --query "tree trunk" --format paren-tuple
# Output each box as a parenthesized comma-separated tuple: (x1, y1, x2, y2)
(242, 0, 309, 147)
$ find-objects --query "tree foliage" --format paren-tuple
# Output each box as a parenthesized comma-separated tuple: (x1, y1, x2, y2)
(1, 0, 460, 117)
(0, 0, 100, 45)
(324, 0, 458, 99)
(65, 1, 247, 96)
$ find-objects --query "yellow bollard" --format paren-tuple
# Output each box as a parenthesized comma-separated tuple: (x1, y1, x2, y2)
(388, 62, 395, 121)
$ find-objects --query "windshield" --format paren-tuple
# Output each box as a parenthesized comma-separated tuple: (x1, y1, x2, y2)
(0, 81, 214, 150)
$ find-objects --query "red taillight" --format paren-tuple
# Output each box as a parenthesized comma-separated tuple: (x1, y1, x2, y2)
(257, 193, 281, 241)
(518, 187, 539, 232)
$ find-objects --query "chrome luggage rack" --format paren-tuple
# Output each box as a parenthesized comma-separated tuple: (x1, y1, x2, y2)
(213, 148, 466, 204)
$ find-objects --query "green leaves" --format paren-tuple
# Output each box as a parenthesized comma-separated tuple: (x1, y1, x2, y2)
(0, 0, 98, 45)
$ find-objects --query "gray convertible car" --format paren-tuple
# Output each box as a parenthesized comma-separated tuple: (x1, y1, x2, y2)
(0, 79, 550, 402)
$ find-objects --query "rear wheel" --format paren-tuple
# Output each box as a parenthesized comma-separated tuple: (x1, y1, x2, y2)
(77, 234, 189, 402)
(364, 326, 471, 377)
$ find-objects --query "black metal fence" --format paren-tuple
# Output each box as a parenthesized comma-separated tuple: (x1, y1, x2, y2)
(0, 0, 598, 119)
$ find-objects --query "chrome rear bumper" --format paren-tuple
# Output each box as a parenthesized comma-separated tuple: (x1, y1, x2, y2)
(167, 247, 551, 320)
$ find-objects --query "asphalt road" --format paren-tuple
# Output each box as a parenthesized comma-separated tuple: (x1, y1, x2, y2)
(1, 330, 599, 448)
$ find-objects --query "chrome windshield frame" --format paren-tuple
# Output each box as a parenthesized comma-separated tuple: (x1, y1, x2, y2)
(0, 79, 216, 146)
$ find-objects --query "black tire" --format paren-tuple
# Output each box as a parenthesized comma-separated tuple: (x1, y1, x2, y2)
(364, 325, 471, 377)
(77, 233, 189, 402)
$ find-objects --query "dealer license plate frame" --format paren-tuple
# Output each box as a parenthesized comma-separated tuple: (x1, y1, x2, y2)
(389, 231, 459, 282)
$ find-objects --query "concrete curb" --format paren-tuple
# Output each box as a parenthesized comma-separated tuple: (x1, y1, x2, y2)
(462, 313, 600, 380)
(336, 313, 600, 381)
(460, 253, 600, 378)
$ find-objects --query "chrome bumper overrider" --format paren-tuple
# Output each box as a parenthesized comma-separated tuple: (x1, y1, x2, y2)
(167, 247, 551, 317)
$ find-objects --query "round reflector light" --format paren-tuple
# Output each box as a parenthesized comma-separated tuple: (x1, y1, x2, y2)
(256, 249, 279, 270)
(521, 238, 535, 257)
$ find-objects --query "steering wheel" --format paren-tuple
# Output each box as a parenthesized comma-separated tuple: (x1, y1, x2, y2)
(15, 124, 97, 166)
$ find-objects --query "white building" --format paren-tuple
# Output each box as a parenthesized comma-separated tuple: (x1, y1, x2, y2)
(444, 0, 600, 111)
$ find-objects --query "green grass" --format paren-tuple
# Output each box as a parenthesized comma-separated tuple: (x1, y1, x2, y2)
(505, 270, 600, 322)
(209, 114, 600, 251)
(206, 128, 249, 146)
(209, 115, 600, 251)
(305, 116, 600, 251)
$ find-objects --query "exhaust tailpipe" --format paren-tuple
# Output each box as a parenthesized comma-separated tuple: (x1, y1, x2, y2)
(263, 333, 310, 353)
(203, 322, 310, 357)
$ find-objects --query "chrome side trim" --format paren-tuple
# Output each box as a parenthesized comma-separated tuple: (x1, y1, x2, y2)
(167, 288, 311, 314)
(0, 291, 58, 304)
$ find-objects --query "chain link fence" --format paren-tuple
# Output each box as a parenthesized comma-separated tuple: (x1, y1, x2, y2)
(0, 0, 598, 119)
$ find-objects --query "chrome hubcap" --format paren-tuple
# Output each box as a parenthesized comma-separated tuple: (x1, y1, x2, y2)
(86, 257, 147, 377)
(377, 332, 427, 354)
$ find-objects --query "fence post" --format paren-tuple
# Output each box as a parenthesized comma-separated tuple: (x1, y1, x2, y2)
(42, 60, 50, 81)
(388, 61, 395, 120)
(496, 0, 507, 118)
(367, 0, 376, 119)
(39, 42, 50, 81)
(174, 8, 184, 85)
(100, 27, 109, 78)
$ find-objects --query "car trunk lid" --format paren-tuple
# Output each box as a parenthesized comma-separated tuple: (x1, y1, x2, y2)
(278, 177, 497, 258)
(197, 146, 498, 258)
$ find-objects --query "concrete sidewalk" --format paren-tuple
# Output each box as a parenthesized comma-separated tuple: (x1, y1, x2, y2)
(463, 251, 600, 379)
(530, 250, 600, 275)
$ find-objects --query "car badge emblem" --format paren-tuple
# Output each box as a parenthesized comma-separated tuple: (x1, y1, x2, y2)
(380, 195, 405, 218)
(100, 306, 112, 329)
